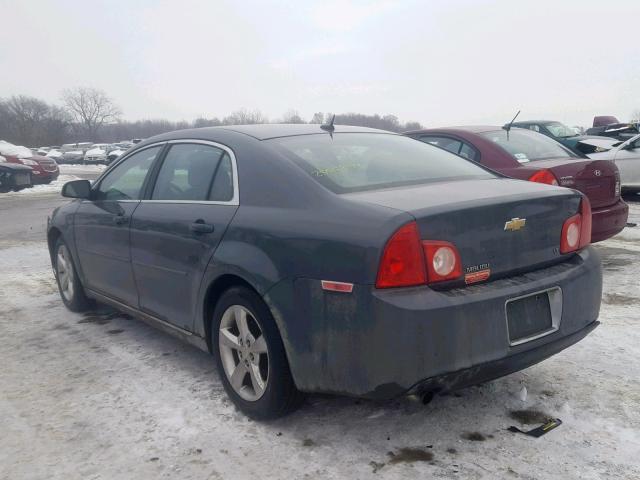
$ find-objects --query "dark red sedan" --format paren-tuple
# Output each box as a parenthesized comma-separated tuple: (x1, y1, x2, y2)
(405, 126, 628, 242)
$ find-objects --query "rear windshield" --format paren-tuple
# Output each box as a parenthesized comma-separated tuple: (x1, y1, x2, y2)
(269, 133, 494, 193)
(480, 129, 578, 162)
(545, 122, 578, 138)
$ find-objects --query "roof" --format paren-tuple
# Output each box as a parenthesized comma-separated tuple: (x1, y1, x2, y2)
(511, 120, 558, 126)
(149, 124, 393, 142)
(404, 125, 502, 135)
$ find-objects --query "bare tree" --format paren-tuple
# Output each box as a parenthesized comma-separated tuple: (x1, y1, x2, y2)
(62, 87, 121, 139)
(223, 108, 268, 125)
(310, 112, 325, 124)
(0, 95, 70, 146)
(280, 109, 306, 124)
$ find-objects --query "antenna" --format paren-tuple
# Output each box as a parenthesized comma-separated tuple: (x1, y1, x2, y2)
(320, 114, 336, 138)
(503, 110, 521, 139)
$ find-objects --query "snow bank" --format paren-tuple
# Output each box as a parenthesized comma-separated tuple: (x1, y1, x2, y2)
(3, 175, 79, 197)
(59, 164, 106, 174)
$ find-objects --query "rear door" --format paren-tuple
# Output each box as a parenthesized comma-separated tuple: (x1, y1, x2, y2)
(130, 140, 239, 331)
(74, 145, 164, 306)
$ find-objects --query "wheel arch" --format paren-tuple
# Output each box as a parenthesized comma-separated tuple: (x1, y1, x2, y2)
(202, 273, 260, 353)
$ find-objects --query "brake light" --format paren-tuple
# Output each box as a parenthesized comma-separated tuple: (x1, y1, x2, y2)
(528, 169, 559, 185)
(376, 222, 462, 288)
(423, 241, 462, 283)
(376, 222, 426, 288)
(560, 198, 592, 254)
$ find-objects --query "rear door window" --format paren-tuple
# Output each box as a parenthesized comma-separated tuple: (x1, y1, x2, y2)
(151, 143, 234, 201)
(419, 135, 478, 161)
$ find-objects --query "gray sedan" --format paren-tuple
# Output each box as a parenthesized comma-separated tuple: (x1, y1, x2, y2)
(48, 124, 601, 419)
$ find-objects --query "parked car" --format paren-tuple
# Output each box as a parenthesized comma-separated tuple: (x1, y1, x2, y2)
(0, 156, 32, 192)
(588, 133, 640, 193)
(106, 148, 125, 165)
(46, 149, 64, 161)
(84, 144, 110, 164)
(0, 140, 59, 184)
(510, 120, 613, 155)
(60, 143, 91, 164)
(405, 126, 628, 242)
(49, 124, 602, 419)
(586, 116, 639, 141)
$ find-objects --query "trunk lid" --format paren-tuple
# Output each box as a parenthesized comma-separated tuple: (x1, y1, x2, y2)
(347, 178, 582, 283)
(528, 158, 619, 209)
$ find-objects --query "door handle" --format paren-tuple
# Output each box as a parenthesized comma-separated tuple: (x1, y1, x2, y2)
(113, 215, 129, 225)
(190, 220, 214, 234)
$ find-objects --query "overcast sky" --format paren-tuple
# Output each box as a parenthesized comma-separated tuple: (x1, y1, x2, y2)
(2, 0, 639, 127)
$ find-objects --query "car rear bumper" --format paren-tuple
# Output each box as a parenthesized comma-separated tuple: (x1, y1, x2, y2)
(591, 199, 629, 242)
(268, 247, 602, 399)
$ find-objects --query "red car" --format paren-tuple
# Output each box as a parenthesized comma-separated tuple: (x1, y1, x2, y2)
(0, 142, 59, 184)
(405, 126, 628, 242)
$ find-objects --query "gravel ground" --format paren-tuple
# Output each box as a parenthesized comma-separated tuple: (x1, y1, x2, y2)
(0, 183, 639, 480)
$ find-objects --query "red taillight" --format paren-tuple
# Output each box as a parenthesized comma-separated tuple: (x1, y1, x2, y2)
(423, 241, 462, 283)
(376, 222, 426, 288)
(560, 198, 592, 254)
(376, 222, 462, 288)
(528, 169, 559, 186)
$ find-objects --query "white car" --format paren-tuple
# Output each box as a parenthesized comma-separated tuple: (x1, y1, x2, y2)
(588, 133, 640, 193)
(84, 144, 109, 164)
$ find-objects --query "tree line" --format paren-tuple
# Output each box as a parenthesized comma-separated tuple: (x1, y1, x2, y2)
(0, 87, 423, 147)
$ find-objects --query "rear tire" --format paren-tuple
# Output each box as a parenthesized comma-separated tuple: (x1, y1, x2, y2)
(211, 286, 304, 420)
(54, 238, 92, 312)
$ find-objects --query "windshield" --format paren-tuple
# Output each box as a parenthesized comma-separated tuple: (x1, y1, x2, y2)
(480, 129, 578, 162)
(546, 122, 578, 138)
(269, 133, 495, 193)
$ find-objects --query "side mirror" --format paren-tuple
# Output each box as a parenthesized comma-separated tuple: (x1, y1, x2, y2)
(62, 179, 92, 199)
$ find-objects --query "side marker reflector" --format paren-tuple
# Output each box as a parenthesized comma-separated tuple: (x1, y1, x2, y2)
(321, 280, 354, 293)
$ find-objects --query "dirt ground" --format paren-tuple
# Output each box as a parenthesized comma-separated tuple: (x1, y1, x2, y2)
(1, 175, 639, 479)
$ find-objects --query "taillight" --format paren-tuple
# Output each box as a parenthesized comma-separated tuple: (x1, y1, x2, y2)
(560, 198, 592, 254)
(528, 169, 559, 185)
(376, 222, 462, 288)
(376, 222, 426, 288)
(423, 241, 462, 282)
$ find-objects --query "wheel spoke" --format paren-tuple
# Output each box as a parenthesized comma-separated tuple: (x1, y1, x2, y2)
(219, 328, 241, 350)
(250, 335, 267, 354)
(229, 363, 247, 390)
(249, 363, 265, 395)
(234, 306, 249, 339)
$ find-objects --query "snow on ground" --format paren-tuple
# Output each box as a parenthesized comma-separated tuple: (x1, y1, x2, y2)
(58, 164, 107, 174)
(0, 201, 638, 479)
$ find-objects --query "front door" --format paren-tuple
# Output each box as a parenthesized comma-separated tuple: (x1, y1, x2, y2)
(130, 141, 238, 330)
(74, 145, 163, 306)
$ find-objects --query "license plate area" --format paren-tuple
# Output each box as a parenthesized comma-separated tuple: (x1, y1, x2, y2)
(506, 287, 562, 346)
(14, 173, 30, 186)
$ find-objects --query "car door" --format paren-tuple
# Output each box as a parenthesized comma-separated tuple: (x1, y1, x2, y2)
(130, 140, 239, 331)
(74, 145, 164, 306)
(613, 136, 640, 188)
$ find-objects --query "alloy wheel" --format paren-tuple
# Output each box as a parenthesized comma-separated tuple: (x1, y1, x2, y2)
(218, 305, 269, 401)
(56, 245, 74, 302)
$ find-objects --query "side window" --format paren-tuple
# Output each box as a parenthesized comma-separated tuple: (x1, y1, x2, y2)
(459, 142, 478, 161)
(529, 125, 541, 132)
(419, 136, 462, 155)
(151, 143, 234, 202)
(95, 146, 161, 200)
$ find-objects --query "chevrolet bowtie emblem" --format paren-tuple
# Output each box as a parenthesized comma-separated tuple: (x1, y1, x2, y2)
(504, 217, 526, 231)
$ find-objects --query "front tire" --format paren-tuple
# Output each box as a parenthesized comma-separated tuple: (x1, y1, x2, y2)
(54, 238, 92, 312)
(212, 286, 304, 420)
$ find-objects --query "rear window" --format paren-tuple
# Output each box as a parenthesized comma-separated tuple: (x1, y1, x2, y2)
(269, 133, 494, 193)
(480, 129, 578, 163)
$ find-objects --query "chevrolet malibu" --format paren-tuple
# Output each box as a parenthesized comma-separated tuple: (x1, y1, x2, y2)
(48, 124, 602, 419)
